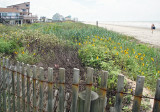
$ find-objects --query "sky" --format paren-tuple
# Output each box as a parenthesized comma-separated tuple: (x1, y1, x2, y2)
(0, 0, 160, 21)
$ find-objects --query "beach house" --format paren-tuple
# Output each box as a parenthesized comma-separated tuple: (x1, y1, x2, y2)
(0, 8, 23, 24)
(52, 13, 64, 22)
(7, 2, 38, 23)
(0, 2, 37, 24)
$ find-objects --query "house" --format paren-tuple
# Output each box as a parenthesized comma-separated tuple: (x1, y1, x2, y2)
(52, 13, 64, 22)
(7, 2, 38, 23)
(65, 15, 71, 21)
(0, 8, 23, 24)
(40, 16, 47, 22)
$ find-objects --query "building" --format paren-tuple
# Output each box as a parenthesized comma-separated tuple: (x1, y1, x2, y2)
(65, 15, 71, 21)
(7, 2, 37, 23)
(52, 13, 64, 22)
(0, 8, 23, 24)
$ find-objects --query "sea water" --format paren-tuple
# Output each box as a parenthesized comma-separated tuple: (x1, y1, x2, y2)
(98, 21, 160, 30)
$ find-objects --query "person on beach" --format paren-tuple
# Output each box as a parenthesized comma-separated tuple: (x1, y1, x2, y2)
(151, 24, 155, 33)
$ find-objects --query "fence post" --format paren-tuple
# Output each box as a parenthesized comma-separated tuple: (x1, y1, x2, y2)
(48, 67, 53, 112)
(153, 79, 160, 112)
(59, 68, 65, 112)
(21, 63, 25, 112)
(26, 64, 31, 112)
(114, 74, 124, 112)
(64, 93, 70, 112)
(11, 65, 16, 112)
(16, 61, 20, 112)
(99, 71, 108, 112)
(84, 67, 94, 112)
(39, 67, 44, 112)
(0, 58, 1, 111)
(33, 65, 37, 112)
(2, 57, 6, 112)
(132, 76, 145, 112)
(53, 90, 58, 110)
(71, 68, 80, 112)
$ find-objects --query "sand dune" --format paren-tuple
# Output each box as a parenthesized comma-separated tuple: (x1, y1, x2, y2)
(84, 22, 160, 47)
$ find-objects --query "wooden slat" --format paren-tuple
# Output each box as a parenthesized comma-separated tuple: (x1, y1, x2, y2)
(71, 68, 80, 112)
(26, 64, 31, 112)
(99, 71, 108, 112)
(153, 79, 160, 112)
(114, 74, 124, 112)
(11, 65, 16, 112)
(32, 65, 37, 112)
(39, 67, 44, 112)
(132, 76, 145, 112)
(2, 57, 6, 112)
(16, 61, 20, 112)
(59, 68, 65, 112)
(84, 67, 94, 112)
(21, 63, 25, 112)
(48, 67, 53, 112)
(64, 93, 69, 112)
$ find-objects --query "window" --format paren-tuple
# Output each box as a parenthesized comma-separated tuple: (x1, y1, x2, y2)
(2, 13, 7, 17)
(26, 4, 29, 7)
(22, 9, 26, 12)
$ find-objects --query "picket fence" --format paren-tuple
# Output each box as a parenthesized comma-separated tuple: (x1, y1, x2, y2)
(0, 57, 160, 112)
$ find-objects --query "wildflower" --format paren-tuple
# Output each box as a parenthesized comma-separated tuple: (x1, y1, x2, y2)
(151, 58, 154, 62)
(117, 43, 120, 45)
(27, 44, 29, 47)
(114, 47, 116, 49)
(158, 71, 160, 73)
(100, 38, 102, 40)
(121, 50, 123, 53)
(141, 72, 144, 75)
(120, 46, 122, 49)
(79, 43, 81, 45)
(125, 52, 128, 55)
(133, 51, 135, 54)
(135, 55, 138, 59)
(105, 45, 107, 47)
(33, 53, 36, 56)
(132, 49, 134, 51)
(109, 37, 111, 40)
(17, 38, 19, 40)
(105, 51, 107, 54)
(127, 48, 129, 51)
(116, 52, 119, 55)
(96, 56, 99, 60)
(142, 63, 144, 66)
(14, 51, 18, 54)
(141, 57, 143, 60)
(75, 40, 77, 42)
(138, 53, 141, 55)
(92, 44, 95, 47)
(22, 51, 24, 54)
(143, 54, 145, 57)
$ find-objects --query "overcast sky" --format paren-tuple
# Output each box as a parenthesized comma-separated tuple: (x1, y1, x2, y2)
(0, 0, 160, 21)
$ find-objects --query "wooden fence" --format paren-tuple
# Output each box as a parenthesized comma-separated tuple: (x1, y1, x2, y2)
(0, 57, 160, 112)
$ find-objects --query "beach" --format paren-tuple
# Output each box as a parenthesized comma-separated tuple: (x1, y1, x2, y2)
(84, 21, 160, 47)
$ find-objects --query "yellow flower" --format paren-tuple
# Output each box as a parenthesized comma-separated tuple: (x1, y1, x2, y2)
(75, 40, 77, 42)
(121, 50, 123, 53)
(127, 48, 129, 51)
(142, 63, 144, 66)
(100, 38, 102, 40)
(143, 54, 145, 57)
(138, 53, 141, 55)
(117, 43, 120, 45)
(17, 38, 19, 40)
(33, 53, 36, 56)
(116, 52, 119, 55)
(96, 56, 99, 60)
(92, 44, 95, 47)
(141, 72, 144, 75)
(124, 50, 127, 53)
(109, 37, 111, 40)
(132, 49, 134, 51)
(105, 45, 107, 47)
(79, 43, 81, 45)
(105, 51, 107, 54)
(125, 52, 128, 55)
(22, 51, 24, 54)
(141, 57, 143, 60)
(27, 44, 30, 47)
(120, 46, 122, 49)
(114, 47, 116, 49)
(133, 51, 135, 54)
(135, 55, 138, 59)
(151, 58, 154, 62)
(158, 71, 160, 73)
(128, 56, 130, 58)
(14, 51, 18, 54)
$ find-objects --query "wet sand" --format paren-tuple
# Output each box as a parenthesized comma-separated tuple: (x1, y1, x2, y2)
(83, 22, 160, 47)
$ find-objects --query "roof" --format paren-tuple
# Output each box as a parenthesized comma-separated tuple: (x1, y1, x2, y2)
(0, 8, 20, 13)
(7, 2, 30, 7)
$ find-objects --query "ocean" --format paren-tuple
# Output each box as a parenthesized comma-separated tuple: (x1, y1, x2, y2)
(97, 21, 160, 30)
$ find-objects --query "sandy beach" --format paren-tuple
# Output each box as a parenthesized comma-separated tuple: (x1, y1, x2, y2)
(84, 22, 160, 47)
